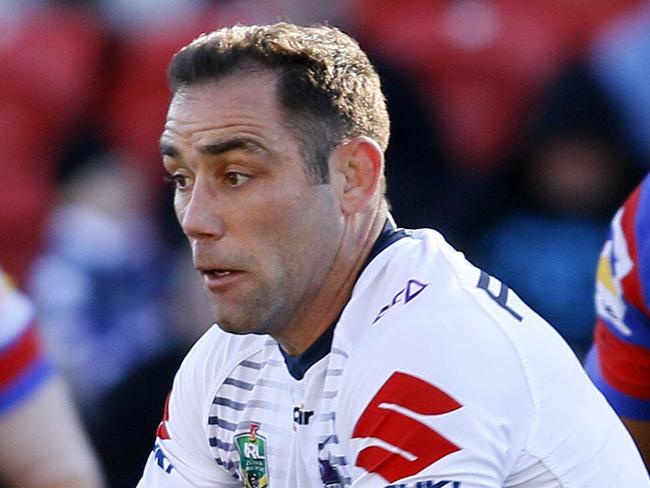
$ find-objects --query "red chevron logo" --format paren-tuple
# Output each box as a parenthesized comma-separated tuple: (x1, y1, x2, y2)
(352, 372, 462, 483)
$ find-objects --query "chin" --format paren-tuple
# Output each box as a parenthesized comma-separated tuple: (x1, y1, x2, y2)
(215, 321, 249, 335)
(212, 301, 281, 337)
(215, 317, 266, 336)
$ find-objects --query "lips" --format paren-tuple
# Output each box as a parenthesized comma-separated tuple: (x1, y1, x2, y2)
(205, 270, 231, 278)
(197, 266, 243, 290)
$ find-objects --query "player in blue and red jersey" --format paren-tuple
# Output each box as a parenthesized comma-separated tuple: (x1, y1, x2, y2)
(0, 267, 104, 488)
(586, 173, 650, 469)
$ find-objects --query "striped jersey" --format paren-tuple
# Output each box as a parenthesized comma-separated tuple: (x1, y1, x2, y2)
(0, 267, 53, 414)
(138, 225, 649, 487)
(585, 173, 650, 421)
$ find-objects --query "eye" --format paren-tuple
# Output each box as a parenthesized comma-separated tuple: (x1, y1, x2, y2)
(164, 174, 190, 191)
(224, 171, 251, 187)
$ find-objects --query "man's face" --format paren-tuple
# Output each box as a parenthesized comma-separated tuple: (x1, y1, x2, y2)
(161, 72, 344, 337)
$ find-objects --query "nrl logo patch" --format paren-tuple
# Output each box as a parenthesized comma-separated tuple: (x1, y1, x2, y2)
(235, 423, 269, 488)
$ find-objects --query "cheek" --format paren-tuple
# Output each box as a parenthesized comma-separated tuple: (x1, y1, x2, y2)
(278, 194, 340, 260)
(249, 190, 305, 230)
(236, 185, 338, 263)
(249, 196, 311, 256)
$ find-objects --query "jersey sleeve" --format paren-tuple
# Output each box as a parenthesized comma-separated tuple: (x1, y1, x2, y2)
(0, 269, 53, 415)
(585, 174, 650, 420)
(137, 327, 240, 487)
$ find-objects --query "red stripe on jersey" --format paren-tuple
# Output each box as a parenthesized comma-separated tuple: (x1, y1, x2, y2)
(156, 391, 172, 440)
(0, 324, 42, 389)
(352, 371, 462, 483)
(620, 186, 650, 318)
(596, 320, 650, 400)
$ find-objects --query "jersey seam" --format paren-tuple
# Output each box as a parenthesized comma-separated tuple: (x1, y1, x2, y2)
(438, 243, 544, 472)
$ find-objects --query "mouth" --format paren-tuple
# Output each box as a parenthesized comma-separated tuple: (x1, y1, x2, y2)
(203, 270, 232, 278)
(197, 267, 243, 290)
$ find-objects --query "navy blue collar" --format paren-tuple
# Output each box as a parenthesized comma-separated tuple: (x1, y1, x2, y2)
(280, 219, 407, 380)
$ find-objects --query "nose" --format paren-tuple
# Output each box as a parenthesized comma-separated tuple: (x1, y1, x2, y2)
(177, 178, 225, 240)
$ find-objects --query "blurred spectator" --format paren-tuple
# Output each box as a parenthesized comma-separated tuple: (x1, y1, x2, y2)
(99, 9, 211, 196)
(89, 249, 212, 488)
(98, 1, 289, 197)
(0, 265, 104, 488)
(0, 1, 105, 284)
(97, 0, 203, 29)
(375, 59, 508, 249)
(271, 0, 350, 26)
(28, 152, 172, 421)
(351, 0, 641, 173)
(590, 2, 650, 168)
(470, 62, 643, 358)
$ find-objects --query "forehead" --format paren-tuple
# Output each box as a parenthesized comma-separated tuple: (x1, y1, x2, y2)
(162, 72, 287, 147)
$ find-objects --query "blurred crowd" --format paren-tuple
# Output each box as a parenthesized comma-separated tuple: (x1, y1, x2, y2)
(2, 0, 649, 486)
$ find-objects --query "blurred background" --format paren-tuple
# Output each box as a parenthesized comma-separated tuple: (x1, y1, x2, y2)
(1, 0, 649, 486)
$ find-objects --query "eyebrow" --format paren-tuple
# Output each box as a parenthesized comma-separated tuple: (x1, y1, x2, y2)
(160, 137, 269, 159)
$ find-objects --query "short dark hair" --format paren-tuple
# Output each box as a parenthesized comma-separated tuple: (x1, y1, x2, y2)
(168, 23, 389, 183)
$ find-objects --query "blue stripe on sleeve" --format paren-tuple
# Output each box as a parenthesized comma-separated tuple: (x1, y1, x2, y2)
(0, 359, 54, 415)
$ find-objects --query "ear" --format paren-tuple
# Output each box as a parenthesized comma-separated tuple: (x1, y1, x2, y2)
(330, 136, 384, 216)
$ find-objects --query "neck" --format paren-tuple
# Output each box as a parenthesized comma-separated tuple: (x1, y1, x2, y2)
(276, 205, 387, 355)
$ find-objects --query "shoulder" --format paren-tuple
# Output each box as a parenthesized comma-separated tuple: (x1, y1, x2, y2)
(151, 325, 269, 481)
(350, 228, 482, 322)
(172, 325, 268, 411)
(334, 230, 630, 482)
(340, 227, 596, 428)
(332, 230, 538, 482)
(337, 229, 540, 430)
(344, 228, 544, 351)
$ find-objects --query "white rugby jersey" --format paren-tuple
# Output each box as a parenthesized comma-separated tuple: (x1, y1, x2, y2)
(138, 225, 649, 487)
